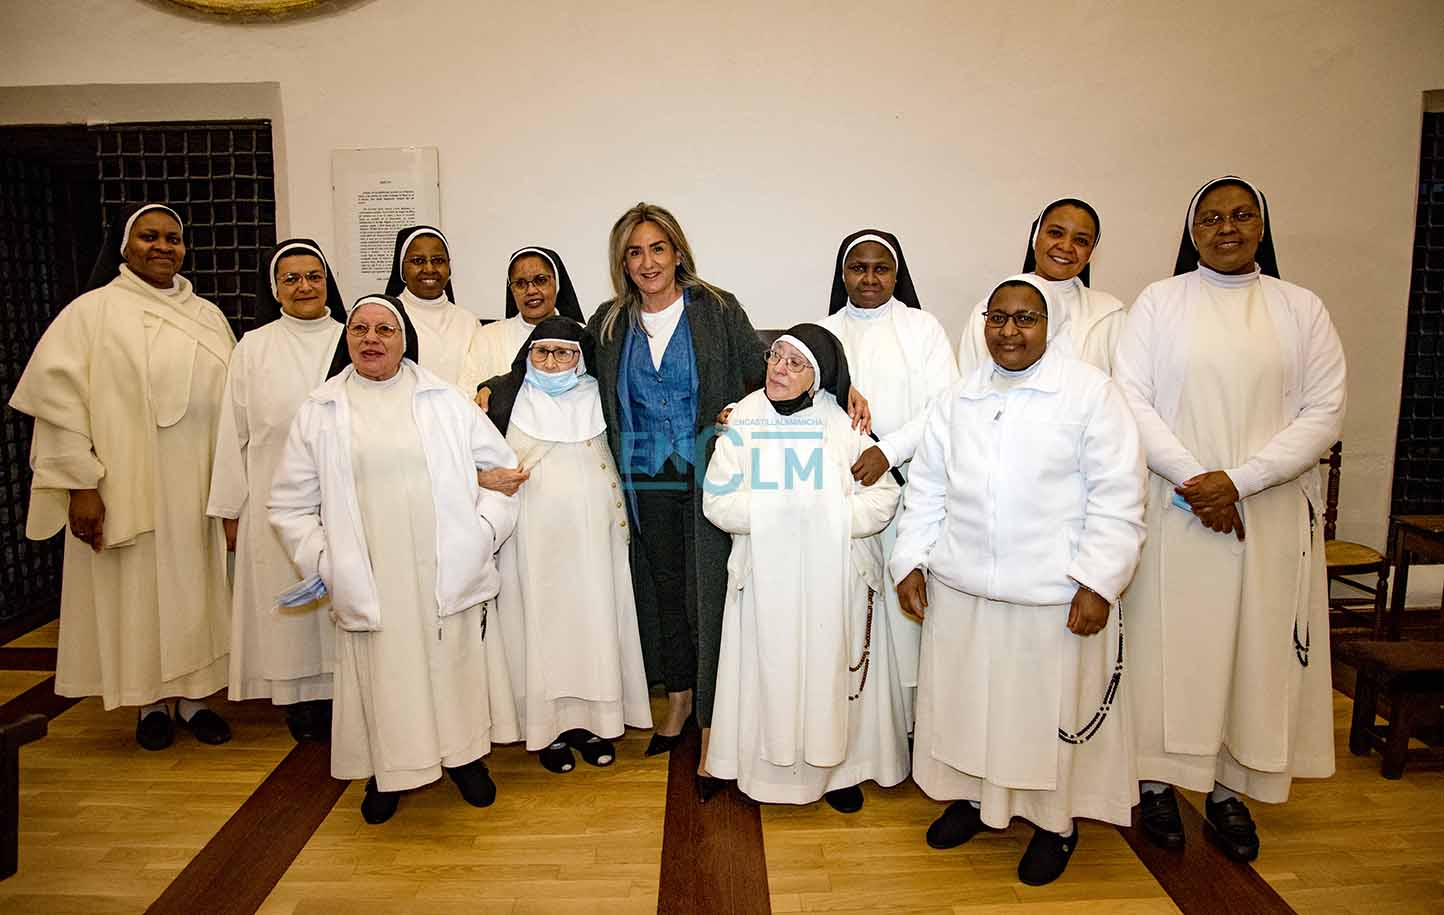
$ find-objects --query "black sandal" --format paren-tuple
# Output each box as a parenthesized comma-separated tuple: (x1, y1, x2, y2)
(539, 740, 575, 773)
(564, 728, 615, 767)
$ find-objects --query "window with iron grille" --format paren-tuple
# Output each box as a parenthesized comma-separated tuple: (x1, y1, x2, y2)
(1392, 110, 1444, 516)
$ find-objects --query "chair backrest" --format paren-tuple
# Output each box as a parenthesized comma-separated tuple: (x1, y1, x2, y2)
(1318, 440, 1342, 541)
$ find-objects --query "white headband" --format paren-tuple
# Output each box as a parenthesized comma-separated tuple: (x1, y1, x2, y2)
(508, 246, 559, 282)
(842, 233, 898, 267)
(528, 336, 585, 373)
(347, 295, 407, 347)
(1186, 176, 1266, 248)
(774, 333, 821, 396)
(989, 273, 1055, 315)
(397, 228, 450, 276)
(268, 242, 329, 298)
(120, 204, 184, 255)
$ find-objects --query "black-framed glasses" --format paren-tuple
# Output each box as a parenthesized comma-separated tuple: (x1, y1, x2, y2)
(982, 310, 1048, 330)
(530, 345, 579, 366)
(510, 273, 554, 293)
(347, 322, 400, 339)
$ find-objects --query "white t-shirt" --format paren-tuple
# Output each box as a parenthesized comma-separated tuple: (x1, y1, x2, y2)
(639, 295, 684, 370)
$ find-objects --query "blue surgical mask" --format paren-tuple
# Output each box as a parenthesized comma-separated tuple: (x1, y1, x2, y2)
(524, 363, 581, 396)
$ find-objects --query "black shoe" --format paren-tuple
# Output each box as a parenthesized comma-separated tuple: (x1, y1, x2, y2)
(1138, 786, 1185, 849)
(926, 800, 985, 849)
(1018, 825, 1078, 886)
(1204, 795, 1260, 862)
(823, 785, 864, 814)
(447, 759, 497, 808)
(284, 700, 331, 743)
(361, 777, 400, 824)
(176, 705, 231, 745)
(136, 707, 174, 751)
(564, 729, 616, 767)
(539, 740, 576, 774)
(696, 774, 726, 804)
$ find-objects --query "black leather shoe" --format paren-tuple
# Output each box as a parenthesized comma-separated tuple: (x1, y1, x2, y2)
(1204, 795, 1260, 862)
(927, 800, 985, 849)
(1138, 786, 1185, 849)
(823, 785, 864, 814)
(361, 777, 400, 824)
(447, 759, 497, 808)
(696, 774, 727, 804)
(177, 706, 231, 745)
(285, 700, 331, 743)
(1018, 825, 1078, 886)
(136, 707, 174, 751)
(645, 730, 684, 757)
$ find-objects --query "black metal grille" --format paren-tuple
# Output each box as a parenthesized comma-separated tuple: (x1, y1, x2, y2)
(92, 120, 277, 336)
(0, 157, 66, 623)
(1393, 111, 1444, 516)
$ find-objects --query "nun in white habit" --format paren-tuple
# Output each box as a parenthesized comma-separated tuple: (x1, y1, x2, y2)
(957, 198, 1127, 377)
(207, 238, 345, 740)
(386, 225, 490, 397)
(892, 275, 1145, 886)
(819, 229, 958, 733)
(1115, 176, 1345, 863)
(484, 315, 652, 773)
(269, 294, 521, 824)
(10, 202, 234, 749)
(474, 246, 588, 383)
(703, 324, 905, 812)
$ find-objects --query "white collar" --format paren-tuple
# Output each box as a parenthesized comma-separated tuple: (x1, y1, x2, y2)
(843, 297, 895, 321)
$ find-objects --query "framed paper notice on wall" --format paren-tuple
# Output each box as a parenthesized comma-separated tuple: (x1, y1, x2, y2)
(331, 146, 441, 293)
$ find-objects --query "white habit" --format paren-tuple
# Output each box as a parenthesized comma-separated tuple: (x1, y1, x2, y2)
(891, 348, 1146, 832)
(398, 288, 490, 397)
(269, 361, 522, 790)
(1114, 266, 1345, 802)
(820, 298, 958, 729)
(208, 311, 341, 703)
(497, 394, 652, 748)
(474, 314, 540, 382)
(10, 266, 234, 709)
(703, 389, 906, 804)
(958, 276, 1125, 377)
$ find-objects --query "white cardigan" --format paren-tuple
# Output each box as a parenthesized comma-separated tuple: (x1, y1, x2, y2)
(1112, 270, 1346, 507)
(268, 361, 520, 631)
(889, 349, 1146, 605)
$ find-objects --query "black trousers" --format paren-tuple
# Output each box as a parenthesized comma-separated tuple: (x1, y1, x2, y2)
(631, 460, 698, 695)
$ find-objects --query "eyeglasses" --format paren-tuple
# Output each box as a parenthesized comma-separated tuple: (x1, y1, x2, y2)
(279, 271, 326, 288)
(510, 274, 553, 293)
(347, 322, 400, 339)
(530, 345, 579, 366)
(765, 349, 812, 374)
(405, 255, 450, 268)
(1194, 209, 1260, 230)
(982, 310, 1048, 330)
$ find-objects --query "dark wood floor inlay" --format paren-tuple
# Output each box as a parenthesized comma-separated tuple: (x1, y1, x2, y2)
(0, 676, 81, 725)
(144, 739, 346, 915)
(1118, 793, 1295, 914)
(0, 647, 58, 672)
(657, 727, 771, 915)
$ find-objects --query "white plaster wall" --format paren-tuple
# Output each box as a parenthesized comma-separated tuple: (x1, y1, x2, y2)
(2, 0, 1443, 562)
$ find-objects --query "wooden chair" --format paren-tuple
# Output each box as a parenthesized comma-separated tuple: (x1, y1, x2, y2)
(1320, 442, 1391, 637)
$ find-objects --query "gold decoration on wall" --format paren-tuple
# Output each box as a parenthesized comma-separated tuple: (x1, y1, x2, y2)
(162, 0, 334, 18)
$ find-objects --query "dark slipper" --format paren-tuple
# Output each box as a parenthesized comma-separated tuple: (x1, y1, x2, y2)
(823, 785, 864, 814)
(447, 759, 497, 808)
(1018, 825, 1078, 886)
(539, 741, 576, 774)
(563, 729, 615, 767)
(927, 800, 985, 849)
(177, 706, 231, 745)
(361, 777, 400, 824)
(136, 707, 174, 751)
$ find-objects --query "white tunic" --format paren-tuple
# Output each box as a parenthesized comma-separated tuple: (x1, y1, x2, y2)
(703, 390, 906, 804)
(957, 277, 1126, 377)
(474, 314, 539, 383)
(329, 368, 513, 791)
(398, 288, 489, 396)
(1116, 267, 1344, 802)
(208, 311, 341, 703)
(819, 299, 958, 728)
(892, 350, 1146, 831)
(497, 426, 652, 750)
(10, 267, 234, 709)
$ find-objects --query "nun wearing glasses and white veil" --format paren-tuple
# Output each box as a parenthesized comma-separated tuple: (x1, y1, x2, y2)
(818, 229, 958, 733)
(703, 323, 904, 812)
(1115, 176, 1345, 863)
(957, 198, 1126, 378)
(208, 238, 345, 741)
(475, 246, 588, 381)
(484, 315, 651, 774)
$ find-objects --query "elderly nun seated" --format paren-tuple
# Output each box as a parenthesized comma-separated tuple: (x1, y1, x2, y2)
(702, 324, 905, 811)
(269, 294, 522, 825)
(892, 275, 1146, 886)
